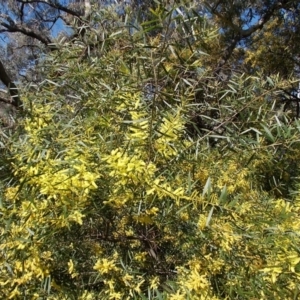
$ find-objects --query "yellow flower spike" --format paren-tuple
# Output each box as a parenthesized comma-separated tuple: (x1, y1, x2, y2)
(149, 276, 159, 290)
(145, 207, 159, 215)
(108, 292, 122, 300)
(93, 258, 118, 275)
(8, 287, 20, 299)
(122, 273, 133, 286)
(134, 278, 145, 294)
(68, 210, 84, 225)
(169, 291, 186, 300)
(79, 291, 95, 300)
(104, 279, 115, 291)
(68, 259, 74, 274)
(5, 186, 19, 201)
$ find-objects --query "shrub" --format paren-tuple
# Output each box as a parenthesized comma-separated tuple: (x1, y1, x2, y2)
(1, 3, 300, 299)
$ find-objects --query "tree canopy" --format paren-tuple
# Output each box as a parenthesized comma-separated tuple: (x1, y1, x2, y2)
(1, 1, 300, 299)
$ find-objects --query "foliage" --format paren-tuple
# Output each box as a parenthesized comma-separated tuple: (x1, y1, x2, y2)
(1, 3, 300, 300)
(204, 0, 300, 77)
(244, 9, 300, 78)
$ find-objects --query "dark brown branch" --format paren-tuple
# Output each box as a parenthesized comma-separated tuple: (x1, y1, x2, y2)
(239, 1, 289, 38)
(215, 36, 239, 75)
(0, 96, 12, 105)
(0, 59, 21, 108)
(15, 0, 82, 18)
(0, 21, 52, 46)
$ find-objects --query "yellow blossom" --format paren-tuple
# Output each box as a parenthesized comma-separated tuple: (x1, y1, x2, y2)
(149, 276, 159, 290)
(79, 290, 95, 300)
(94, 258, 118, 274)
(169, 291, 186, 300)
(122, 273, 133, 286)
(68, 259, 74, 274)
(68, 210, 84, 225)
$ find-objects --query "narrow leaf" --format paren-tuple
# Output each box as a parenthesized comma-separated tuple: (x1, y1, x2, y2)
(206, 206, 214, 227)
(219, 185, 227, 204)
(202, 177, 211, 197)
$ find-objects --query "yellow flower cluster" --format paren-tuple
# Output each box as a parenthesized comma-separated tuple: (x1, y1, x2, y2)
(155, 112, 185, 158)
(170, 264, 219, 300)
(126, 110, 149, 142)
(216, 160, 249, 194)
(94, 258, 119, 275)
(104, 149, 156, 185)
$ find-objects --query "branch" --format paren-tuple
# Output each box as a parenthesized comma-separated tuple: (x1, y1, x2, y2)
(0, 96, 12, 105)
(215, 36, 239, 76)
(239, 1, 289, 38)
(0, 21, 52, 46)
(15, 0, 82, 18)
(0, 59, 21, 108)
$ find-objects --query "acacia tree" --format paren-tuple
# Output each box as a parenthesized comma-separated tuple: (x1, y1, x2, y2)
(1, 2, 300, 299)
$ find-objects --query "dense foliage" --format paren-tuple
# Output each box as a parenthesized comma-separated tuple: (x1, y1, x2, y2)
(1, 2, 300, 299)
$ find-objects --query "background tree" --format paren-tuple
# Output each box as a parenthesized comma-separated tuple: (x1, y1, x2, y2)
(0, 0, 88, 105)
(244, 6, 300, 78)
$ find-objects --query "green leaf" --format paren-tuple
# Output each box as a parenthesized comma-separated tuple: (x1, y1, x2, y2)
(261, 124, 275, 142)
(218, 185, 227, 204)
(266, 76, 274, 86)
(206, 206, 214, 227)
(202, 177, 211, 197)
